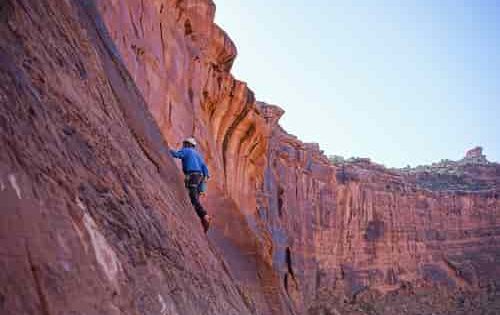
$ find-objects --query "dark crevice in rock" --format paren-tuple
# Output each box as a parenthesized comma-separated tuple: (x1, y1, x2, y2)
(285, 247, 294, 279)
(277, 186, 284, 217)
(184, 19, 192, 36)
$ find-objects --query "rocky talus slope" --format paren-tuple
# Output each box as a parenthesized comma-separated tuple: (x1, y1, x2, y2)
(1, 1, 499, 315)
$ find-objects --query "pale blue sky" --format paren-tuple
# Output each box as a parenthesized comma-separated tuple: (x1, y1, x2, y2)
(214, 1, 499, 167)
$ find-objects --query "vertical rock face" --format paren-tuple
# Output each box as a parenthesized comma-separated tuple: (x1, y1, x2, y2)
(0, 1, 253, 314)
(257, 114, 500, 314)
(1, 0, 499, 315)
(95, 0, 269, 217)
(95, 2, 290, 314)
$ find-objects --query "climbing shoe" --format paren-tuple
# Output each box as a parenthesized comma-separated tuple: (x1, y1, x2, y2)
(201, 214, 211, 233)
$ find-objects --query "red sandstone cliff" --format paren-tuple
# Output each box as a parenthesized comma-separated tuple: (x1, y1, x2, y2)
(0, 1, 253, 314)
(1, 1, 499, 315)
(257, 107, 500, 314)
(95, 2, 290, 314)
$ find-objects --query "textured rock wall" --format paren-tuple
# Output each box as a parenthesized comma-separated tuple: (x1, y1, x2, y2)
(258, 108, 500, 313)
(93, 1, 500, 313)
(0, 1, 253, 314)
(95, 0, 268, 215)
(257, 104, 338, 313)
(319, 162, 499, 294)
(95, 1, 289, 314)
(2, 0, 499, 314)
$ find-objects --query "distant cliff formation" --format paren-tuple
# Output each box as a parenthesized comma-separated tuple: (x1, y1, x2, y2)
(1, 1, 499, 315)
(258, 107, 500, 314)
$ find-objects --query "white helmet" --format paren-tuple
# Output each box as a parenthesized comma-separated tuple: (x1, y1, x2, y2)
(183, 137, 197, 147)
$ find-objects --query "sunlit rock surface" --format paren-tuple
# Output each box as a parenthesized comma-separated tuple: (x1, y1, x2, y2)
(261, 129, 500, 314)
(1, 0, 499, 314)
(0, 1, 253, 314)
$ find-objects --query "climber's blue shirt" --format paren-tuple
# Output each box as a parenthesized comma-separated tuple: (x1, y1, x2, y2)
(170, 147, 209, 177)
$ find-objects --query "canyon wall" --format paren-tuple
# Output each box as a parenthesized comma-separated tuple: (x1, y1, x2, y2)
(0, 1, 254, 314)
(95, 2, 293, 314)
(1, 0, 499, 315)
(258, 110, 500, 313)
(95, 0, 269, 215)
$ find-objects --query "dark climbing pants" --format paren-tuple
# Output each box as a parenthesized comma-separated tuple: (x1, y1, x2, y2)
(184, 172, 206, 219)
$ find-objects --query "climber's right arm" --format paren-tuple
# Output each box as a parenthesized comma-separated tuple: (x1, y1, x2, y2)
(170, 148, 185, 159)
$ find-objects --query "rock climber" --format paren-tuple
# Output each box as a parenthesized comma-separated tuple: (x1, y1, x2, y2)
(170, 137, 211, 232)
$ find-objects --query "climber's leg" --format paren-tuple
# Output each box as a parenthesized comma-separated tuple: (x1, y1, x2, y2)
(187, 181, 206, 218)
(186, 173, 210, 232)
